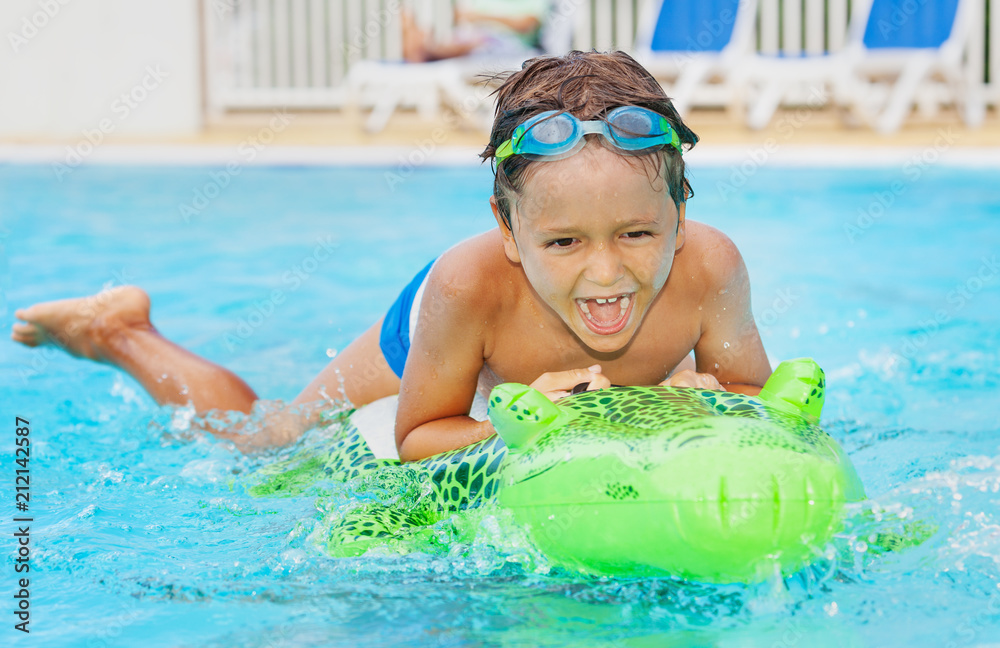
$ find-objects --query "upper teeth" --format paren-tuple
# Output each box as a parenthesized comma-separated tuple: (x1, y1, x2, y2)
(577, 295, 631, 319)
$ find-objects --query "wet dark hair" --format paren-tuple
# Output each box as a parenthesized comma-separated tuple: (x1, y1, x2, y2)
(481, 50, 699, 229)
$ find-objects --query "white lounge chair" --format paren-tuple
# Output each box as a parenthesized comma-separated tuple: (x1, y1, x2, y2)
(347, 59, 477, 133)
(632, 0, 760, 115)
(743, 0, 985, 133)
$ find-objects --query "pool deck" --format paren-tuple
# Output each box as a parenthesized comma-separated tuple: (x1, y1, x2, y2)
(196, 105, 1000, 147)
(3, 106, 999, 165)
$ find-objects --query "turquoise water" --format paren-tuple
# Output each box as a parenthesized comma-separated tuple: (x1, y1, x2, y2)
(1, 161, 999, 647)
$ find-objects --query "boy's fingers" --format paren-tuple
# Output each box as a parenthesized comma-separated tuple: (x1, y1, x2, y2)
(570, 373, 611, 394)
(695, 372, 722, 390)
(572, 366, 607, 390)
(587, 374, 612, 390)
(535, 367, 600, 387)
(660, 370, 688, 387)
(530, 366, 609, 400)
(661, 370, 723, 390)
(559, 366, 601, 383)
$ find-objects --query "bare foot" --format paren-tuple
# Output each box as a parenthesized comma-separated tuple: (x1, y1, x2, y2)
(11, 286, 153, 362)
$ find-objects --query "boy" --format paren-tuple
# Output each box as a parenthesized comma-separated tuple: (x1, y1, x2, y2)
(12, 51, 771, 461)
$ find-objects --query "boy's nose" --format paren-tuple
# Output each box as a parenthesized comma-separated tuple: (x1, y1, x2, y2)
(585, 245, 625, 287)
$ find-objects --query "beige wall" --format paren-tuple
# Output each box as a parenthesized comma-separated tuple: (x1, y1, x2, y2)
(0, 0, 202, 138)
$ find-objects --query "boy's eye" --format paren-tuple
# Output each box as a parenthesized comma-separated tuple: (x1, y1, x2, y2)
(622, 231, 651, 239)
(547, 238, 576, 248)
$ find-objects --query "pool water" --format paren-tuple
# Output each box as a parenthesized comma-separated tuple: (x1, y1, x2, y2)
(2, 159, 999, 647)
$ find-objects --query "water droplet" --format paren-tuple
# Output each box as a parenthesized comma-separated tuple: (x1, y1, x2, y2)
(326, 348, 338, 358)
(714, 363, 719, 369)
(723, 342, 730, 349)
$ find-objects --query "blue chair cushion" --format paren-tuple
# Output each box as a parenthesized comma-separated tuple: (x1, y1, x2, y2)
(650, 0, 742, 53)
(862, 0, 959, 49)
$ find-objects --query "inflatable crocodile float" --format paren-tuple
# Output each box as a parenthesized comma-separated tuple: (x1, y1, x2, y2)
(249, 358, 866, 582)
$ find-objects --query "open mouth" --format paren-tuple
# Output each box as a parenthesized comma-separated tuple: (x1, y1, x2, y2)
(575, 293, 635, 335)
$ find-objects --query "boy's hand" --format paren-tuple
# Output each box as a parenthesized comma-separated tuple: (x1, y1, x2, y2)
(659, 370, 723, 390)
(530, 365, 611, 402)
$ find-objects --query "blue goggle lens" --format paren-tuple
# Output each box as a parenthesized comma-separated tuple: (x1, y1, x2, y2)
(531, 114, 576, 144)
(609, 108, 658, 145)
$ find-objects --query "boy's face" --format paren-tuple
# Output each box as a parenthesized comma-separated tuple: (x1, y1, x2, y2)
(494, 142, 685, 354)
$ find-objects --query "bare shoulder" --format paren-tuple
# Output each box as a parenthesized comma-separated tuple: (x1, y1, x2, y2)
(681, 223, 769, 387)
(422, 229, 515, 320)
(676, 221, 749, 294)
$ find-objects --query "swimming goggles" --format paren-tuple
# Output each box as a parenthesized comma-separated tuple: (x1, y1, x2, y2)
(495, 106, 683, 163)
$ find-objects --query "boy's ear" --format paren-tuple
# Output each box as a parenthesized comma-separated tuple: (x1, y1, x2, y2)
(674, 202, 686, 252)
(491, 196, 521, 264)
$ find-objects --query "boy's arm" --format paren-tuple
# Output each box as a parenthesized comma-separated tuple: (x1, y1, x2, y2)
(691, 229, 771, 395)
(394, 250, 496, 462)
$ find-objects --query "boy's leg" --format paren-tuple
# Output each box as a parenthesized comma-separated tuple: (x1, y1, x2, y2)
(13, 285, 404, 448)
(12, 286, 258, 413)
(12, 285, 402, 413)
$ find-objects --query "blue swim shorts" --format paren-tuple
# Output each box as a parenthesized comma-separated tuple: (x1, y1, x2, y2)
(379, 259, 436, 378)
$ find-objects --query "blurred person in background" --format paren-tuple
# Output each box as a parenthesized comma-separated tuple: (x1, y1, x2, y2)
(402, 0, 550, 62)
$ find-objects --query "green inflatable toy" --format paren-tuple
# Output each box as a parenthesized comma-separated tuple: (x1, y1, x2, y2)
(250, 358, 866, 583)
